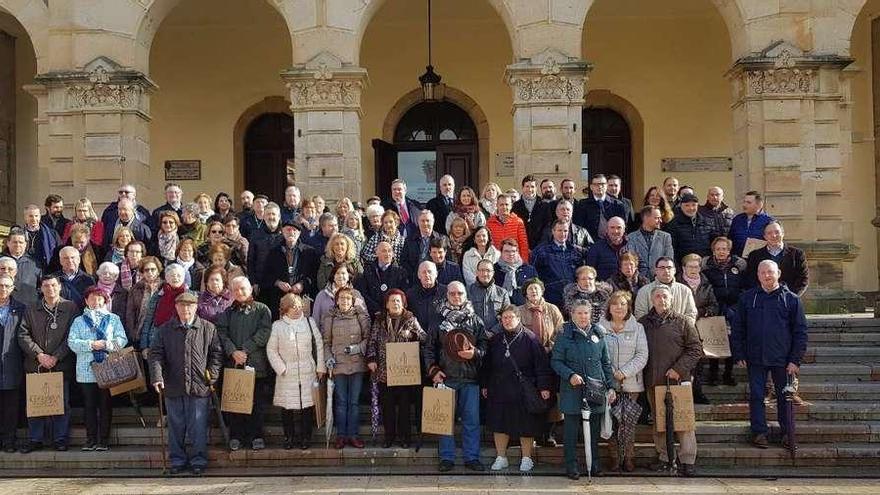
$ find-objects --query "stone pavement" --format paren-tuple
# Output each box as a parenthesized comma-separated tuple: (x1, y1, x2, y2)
(0, 476, 878, 494)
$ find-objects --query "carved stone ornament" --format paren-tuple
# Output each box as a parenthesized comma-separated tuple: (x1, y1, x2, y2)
(66, 65, 144, 109)
(284, 63, 366, 110)
(746, 49, 814, 95)
(506, 54, 590, 105)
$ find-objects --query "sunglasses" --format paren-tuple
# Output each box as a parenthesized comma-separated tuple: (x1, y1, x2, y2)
(210, 230, 223, 234)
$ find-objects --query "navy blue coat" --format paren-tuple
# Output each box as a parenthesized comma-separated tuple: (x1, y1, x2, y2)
(584, 237, 626, 282)
(701, 255, 748, 316)
(729, 211, 774, 257)
(664, 211, 714, 260)
(0, 298, 26, 390)
(406, 282, 447, 331)
(435, 260, 464, 287)
(550, 322, 614, 414)
(493, 263, 539, 305)
(530, 241, 582, 308)
(730, 285, 808, 368)
(573, 196, 627, 242)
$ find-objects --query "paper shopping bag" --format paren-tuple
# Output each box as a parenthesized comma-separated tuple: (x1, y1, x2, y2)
(696, 316, 732, 358)
(386, 341, 422, 387)
(742, 238, 767, 259)
(654, 384, 696, 432)
(26, 371, 65, 418)
(221, 367, 255, 414)
(421, 386, 455, 436)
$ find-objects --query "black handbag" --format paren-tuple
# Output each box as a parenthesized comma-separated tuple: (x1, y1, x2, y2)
(506, 351, 550, 415)
(583, 376, 607, 406)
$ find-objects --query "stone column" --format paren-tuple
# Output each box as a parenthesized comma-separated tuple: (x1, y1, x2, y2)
(281, 54, 367, 205)
(505, 49, 591, 185)
(25, 57, 155, 211)
(728, 41, 861, 312)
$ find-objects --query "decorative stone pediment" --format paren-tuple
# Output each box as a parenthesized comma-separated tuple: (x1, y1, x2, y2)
(34, 57, 156, 113)
(505, 51, 591, 106)
(281, 64, 368, 114)
(304, 51, 344, 71)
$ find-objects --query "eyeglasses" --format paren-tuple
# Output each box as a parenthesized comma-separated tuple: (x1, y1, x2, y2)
(448, 291, 465, 295)
(592, 182, 607, 187)
(210, 230, 223, 234)
(118, 190, 134, 195)
(656, 265, 675, 270)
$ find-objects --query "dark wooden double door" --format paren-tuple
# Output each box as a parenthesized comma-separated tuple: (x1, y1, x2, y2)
(582, 107, 633, 199)
(244, 112, 295, 203)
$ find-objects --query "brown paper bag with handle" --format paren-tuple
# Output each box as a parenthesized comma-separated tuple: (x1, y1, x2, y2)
(421, 386, 455, 436)
(696, 316, 732, 358)
(26, 371, 65, 418)
(386, 341, 421, 387)
(220, 367, 255, 414)
(742, 238, 767, 259)
(654, 384, 696, 432)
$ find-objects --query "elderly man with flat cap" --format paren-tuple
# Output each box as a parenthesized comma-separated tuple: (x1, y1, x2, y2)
(149, 290, 224, 476)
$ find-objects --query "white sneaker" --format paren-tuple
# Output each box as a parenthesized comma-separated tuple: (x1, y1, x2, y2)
(519, 456, 535, 472)
(491, 456, 509, 471)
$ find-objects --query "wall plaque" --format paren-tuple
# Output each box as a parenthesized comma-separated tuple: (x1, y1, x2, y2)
(661, 157, 732, 172)
(495, 152, 514, 177)
(164, 160, 201, 181)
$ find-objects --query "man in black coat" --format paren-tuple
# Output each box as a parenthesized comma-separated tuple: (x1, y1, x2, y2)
(263, 220, 318, 320)
(511, 175, 539, 238)
(53, 246, 95, 309)
(382, 179, 423, 239)
(402, 209, 446, 276)
(41, 194, 70, 238)
(102, 198, 152, 252)
(1, 229, 42, 308)
(100, 184, 151, 234)
(149, 183, 184, 235)
(745, 221, 809, 297)
(0, 275, 25, 453)
(358, 240, 408, 317)
(426, 174, 455, 236)
(664, 193, 715, 262)
(248, 203, 285, 297)
(607, 175, 636, 231)
(526, 179, 558, 248)
(22, 204, 60, 270)
(406, 261, 447, 332)
(573, 174, 626, 241)
(428, 238, 464, 286)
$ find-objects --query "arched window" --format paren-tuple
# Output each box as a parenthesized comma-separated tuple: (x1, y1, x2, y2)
(374, 101, 479, 204)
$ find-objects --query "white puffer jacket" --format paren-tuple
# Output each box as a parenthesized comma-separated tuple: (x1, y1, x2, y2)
(266, 315, 326, 410)
(597, 316, 649, 393)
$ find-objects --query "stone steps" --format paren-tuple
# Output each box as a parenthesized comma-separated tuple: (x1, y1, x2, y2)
(25, 421, 879, 447)
(695, 401, 880, 422)
(728, 363, 879, 383)
(805, 332, 880, 346)
(1, 443, 877, 470)
(801, 346, 880, 363)
(702, 382, 880, 402)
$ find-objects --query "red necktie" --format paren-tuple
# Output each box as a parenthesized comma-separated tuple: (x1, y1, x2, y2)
(399, 203, 409, 224)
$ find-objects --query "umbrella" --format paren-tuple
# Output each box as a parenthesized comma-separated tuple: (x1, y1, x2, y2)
(128, 391, 147, 428)
(370, 375, 381, 442)
(156, 387, 168, 474)
(204, 370, 230, 447)
(325, 372, 335, 449)
(611, 393, 642, 471)
(784, 373, 798, 460)
(581, 403, 593, 483)
(664, 381, 678, 475)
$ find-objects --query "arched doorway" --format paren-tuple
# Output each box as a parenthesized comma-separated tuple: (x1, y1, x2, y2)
(244, 113, 295, 202)
(582, 107, 632, 198)
(374, 101, 478, 203)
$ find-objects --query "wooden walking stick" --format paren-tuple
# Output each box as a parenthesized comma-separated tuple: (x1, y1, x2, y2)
(157, 386, 168, 474)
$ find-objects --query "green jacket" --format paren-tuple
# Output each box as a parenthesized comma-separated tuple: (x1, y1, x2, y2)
(550, 322, 614, 414)
(215, 301, 273, 377)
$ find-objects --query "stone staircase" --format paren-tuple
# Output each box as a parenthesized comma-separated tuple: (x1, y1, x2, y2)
(1, 315, 878, 475)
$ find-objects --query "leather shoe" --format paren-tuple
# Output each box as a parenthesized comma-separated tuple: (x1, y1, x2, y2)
(169, 466, 186, 475)
(400, 440, 410, 449)
(348, 437, 365, 449)
(439, 460, 454, 472)
(751, 433, 769, 449)
(693, 392, 711, 405)
(464, 460, 485, 472)
(191, 466, 204, 476)
(19, 442, 40, 454)
(334, 437, 346, 450)
(3, 445, 16, 454)
(54, 443, 68, 452)
(382, 439, 394, 449)
(566, 470, 580, 480)
(680, 463, 696, 477)
(623, 457, 635, 472)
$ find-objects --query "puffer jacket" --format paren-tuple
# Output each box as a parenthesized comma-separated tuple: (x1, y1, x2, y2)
(701, 255, 748, 315)
(530, 240, 582, 307)
(215, 300, 273, 377)
(321, 306, 370, 376)
(664, 211, 715, 258)
(597, 316, 648, 393)
(366, 310, 426, 383)
(731, 285, 807, 368)
(550, 322, 614, 414)
(148, 316, 223, 398)
(677, 273, 719, 318)
(423, 301, 488, 384)
(466, 282, 510, 334)
(266, 315, 326, 409)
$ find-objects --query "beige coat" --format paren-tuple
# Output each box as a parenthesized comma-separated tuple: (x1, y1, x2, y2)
(516, 300, 564, 351)
(266, 315, 326, 410)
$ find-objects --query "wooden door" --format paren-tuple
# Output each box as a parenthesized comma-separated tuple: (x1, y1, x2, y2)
(245, 113, 294, 202)
(582, 108, 633, 199)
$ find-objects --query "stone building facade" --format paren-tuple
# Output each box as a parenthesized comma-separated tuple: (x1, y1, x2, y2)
(1, 0, 879, 312)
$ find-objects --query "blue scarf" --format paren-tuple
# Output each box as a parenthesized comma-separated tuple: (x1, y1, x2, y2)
(83, 309, 112, 363)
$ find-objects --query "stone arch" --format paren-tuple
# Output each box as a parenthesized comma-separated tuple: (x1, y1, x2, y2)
(232, 96, 294, 198)
(382, 86, 491, 188)
(584, 89, 645, 200)
(580, 0, 747, 62)
(355, 0, 517, 63)
(0, 0, 48, 69)
(133, 0, 295, 72)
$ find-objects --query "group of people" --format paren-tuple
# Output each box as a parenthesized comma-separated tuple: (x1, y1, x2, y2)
(0, 173, 808, 478)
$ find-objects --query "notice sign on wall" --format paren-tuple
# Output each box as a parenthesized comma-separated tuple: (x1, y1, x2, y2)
(496, 152, 514, 177)
(661, 157, 732, 172)
(164, 160, 201, 181)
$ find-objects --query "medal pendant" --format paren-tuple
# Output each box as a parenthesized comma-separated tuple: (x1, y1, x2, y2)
(504, 349, 510, 358)
(50, 322, 58, 330)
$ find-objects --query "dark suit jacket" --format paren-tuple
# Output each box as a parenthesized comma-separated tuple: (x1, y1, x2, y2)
(526, 200, 556, 249)
(102, 218, 152, 252)
(745, 245, 809, 296)
(426, 195, 454, 236)
(402, 231, 447, 276)
(573, 196, 627, 241)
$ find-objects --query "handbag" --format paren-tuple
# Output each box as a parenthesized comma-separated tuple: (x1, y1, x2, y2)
(505, 347, 549, 415)
(583, 376, 607, 406)
(91, 347, 140, 389)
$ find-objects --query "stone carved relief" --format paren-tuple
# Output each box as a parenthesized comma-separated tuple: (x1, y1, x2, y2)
(66, 66, 143, 110)
(287, 64, 364, 109)
(745, 48, 815, 95)
(508, 58, 586, 103)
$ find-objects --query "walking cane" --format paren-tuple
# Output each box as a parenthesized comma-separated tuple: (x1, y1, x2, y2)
(156, 386, 168, 475)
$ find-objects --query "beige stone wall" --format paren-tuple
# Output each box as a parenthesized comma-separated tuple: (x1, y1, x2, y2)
(147, 0, 291, 208)
(0, 12, 38, 224)
(583, 0, 735, 203)
(847, 0, 880, 291)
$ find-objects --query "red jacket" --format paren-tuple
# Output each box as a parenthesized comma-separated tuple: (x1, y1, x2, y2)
(487, 213, 529, 262)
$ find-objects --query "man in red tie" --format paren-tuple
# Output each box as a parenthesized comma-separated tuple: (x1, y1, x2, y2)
(382, 179, 421, 238)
